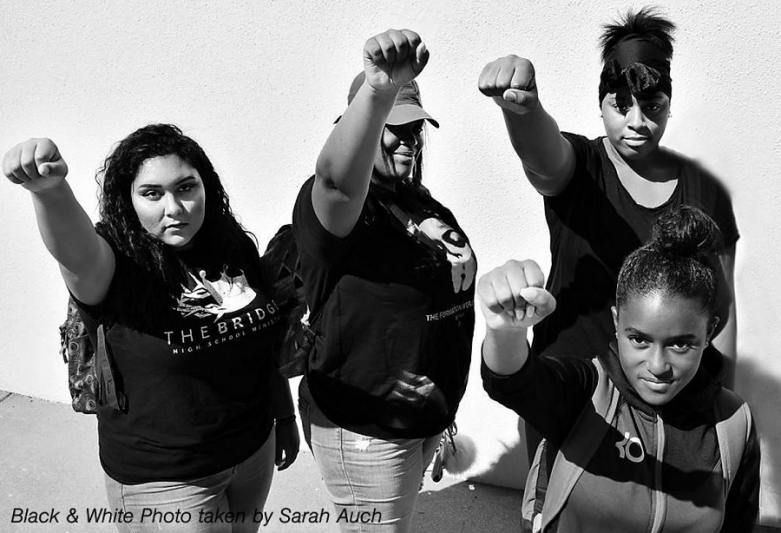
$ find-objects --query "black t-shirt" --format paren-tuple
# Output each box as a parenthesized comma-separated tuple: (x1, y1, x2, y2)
(293, 177, 477, 438)
(77, 239, 281, 484)
(533, 134, 739, 360)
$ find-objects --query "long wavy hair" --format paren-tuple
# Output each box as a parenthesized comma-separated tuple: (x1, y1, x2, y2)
(95, 124, 259, 326)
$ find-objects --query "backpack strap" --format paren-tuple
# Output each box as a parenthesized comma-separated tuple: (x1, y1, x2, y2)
(95, 324, 126, 412)
(537, 358, 620, 531)
(713, 388, 751, 493)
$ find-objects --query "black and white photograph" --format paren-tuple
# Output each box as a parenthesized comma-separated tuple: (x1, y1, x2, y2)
(1, 1, 779, 531)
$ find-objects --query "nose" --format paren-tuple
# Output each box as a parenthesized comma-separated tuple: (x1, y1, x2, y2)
(164, 193, 184, 217)
(627, 105, 647, 131)
(397, 125, 420, 147)
(646, 347, 670, 378)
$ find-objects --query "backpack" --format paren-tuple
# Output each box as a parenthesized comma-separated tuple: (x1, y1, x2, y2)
(59, 298, 125, 414)
(522, 358, 752, 533)
(261, 224, 331, 378)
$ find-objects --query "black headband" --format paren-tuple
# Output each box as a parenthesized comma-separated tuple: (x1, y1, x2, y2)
(598, 36, 672, 104)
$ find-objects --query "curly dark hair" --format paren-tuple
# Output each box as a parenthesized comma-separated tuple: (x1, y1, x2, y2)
(616, 205, 723, 321)
(600, 6, 676, 64)
(94, 123, 260, 327)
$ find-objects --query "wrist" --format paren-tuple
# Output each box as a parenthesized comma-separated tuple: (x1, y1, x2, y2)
(483, 327, 529, 376)
(275, 414, 297, 426)
(27, 178, 69, 197)
(362, 80, 401, 103)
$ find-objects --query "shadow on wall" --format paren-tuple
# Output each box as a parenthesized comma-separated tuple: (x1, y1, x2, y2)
(737, 355, 781, 527)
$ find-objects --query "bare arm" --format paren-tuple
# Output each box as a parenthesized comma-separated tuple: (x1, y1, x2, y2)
(313, 29, 429, 237)
(478, 55, 575, 196)
(3, 138, 115, 305)
(269, 371, 299, 471)
(713, 243, 737, 389)
(479, 260, 557, 375)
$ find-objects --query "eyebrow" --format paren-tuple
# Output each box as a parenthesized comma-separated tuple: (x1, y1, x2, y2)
(135, 175, 198, 190)
(623, 327, 699, 342)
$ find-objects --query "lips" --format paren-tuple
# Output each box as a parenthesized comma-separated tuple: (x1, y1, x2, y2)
(642, 378, 673, 392)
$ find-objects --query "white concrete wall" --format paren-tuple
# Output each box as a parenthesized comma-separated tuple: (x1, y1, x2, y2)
(1, 0, 779, 525)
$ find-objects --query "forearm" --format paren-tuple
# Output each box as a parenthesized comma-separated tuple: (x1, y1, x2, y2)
(482, 327, 530, 376)
(315, 82, 397, 199)
(501, 103, 574, 195)
(269, 371, 295, 420)
(30, 181, 112, 282)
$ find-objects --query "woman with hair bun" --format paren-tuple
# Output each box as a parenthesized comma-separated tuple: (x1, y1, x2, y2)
(479, 205, 759, 532)
(478, 6, 740, 461)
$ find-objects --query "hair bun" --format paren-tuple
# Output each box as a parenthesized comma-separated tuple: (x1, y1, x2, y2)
(650, 205, 723, 258)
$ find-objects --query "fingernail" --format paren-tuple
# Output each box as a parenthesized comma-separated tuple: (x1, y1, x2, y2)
(526, 305, 536, 319)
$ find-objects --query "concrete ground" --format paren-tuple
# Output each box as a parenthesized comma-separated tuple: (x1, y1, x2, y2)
(3, 391, 777, 532)
(0, 391, 520, 532)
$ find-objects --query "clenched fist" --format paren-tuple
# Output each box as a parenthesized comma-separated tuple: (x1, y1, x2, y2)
(3, 138, 68, 193)
(363, 29, 429, 92)
(477, 259, 556, 331)
(478, 55, 539, 115)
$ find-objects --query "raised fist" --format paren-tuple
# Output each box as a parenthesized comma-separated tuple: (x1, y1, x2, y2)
(478, 55, 539, 115)
(477, 259, 556, 331)
(363, 29, 429, 92)
(3, 138, 68, 193)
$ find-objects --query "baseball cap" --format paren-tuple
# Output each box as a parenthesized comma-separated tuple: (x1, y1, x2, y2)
(346, 71, 439, 128)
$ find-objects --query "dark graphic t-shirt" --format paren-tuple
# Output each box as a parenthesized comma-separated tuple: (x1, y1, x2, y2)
(293, 177, 477, 439)
(533, 134, 739, 360)
(78, 242, 282, 484)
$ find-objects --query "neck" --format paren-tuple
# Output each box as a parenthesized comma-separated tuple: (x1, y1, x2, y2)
(607, 140, 676, 183)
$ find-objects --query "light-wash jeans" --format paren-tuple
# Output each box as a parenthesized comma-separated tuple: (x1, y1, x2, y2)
(299, 384, 439, 533)
(104, 428, 275, 533)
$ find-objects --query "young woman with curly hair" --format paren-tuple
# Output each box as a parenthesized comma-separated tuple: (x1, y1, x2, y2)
(3, 124, 299, 533)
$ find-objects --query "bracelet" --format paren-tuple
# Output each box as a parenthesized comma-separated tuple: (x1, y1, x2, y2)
(276, 415, 297, 425)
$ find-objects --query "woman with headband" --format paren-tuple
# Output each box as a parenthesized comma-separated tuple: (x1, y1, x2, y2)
(292, 29, 476, 532)
(478, 8, 739, 460)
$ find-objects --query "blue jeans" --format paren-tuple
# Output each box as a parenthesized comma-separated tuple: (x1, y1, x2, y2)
(104, 428, 275, 533)
(299, 384, 439, 533)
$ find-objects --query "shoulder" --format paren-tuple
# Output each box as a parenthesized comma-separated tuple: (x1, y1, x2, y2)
(561, 132, 603, 158)
(551, 134, 609, 196)
(665, 149, 739, 243)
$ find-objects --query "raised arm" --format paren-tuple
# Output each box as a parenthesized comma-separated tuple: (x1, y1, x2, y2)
(313, 29, 429, 237)
(479, 259, 557, 375)
(3, 138, 115, 305)
(478, 55, 576, 196)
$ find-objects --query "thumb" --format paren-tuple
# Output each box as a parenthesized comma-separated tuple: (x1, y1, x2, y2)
(38, 159, 68, 179)
(503, 88, 532, 105)
(519, 287, 556, 318)
(414, 42, 429, 74)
